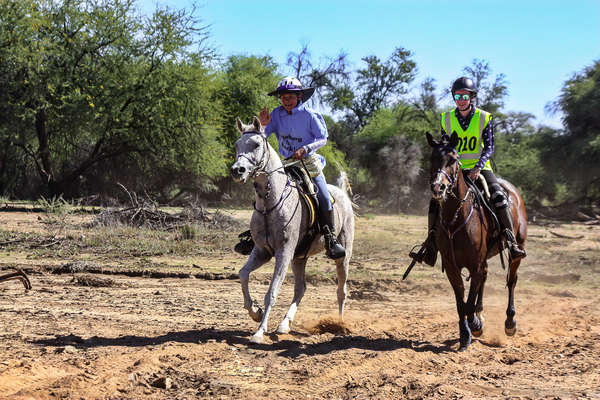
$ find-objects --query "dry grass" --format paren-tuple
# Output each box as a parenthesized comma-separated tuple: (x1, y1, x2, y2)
(0, 206, 599, 292)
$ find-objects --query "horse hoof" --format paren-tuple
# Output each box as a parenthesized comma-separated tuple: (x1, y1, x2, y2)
(276, 321, 291, 334)
(458, 320, 472, 350)
(248, 307, 263, 323)
(469, 316, 483, 337)
(505, 320, 517, 336)
(249, 333, 265, 344)
(476, 312, 485, 322)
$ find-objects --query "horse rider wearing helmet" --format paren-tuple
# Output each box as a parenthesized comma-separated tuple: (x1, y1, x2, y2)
(234, 77, 346, 260)
(409, 76, 527, 266)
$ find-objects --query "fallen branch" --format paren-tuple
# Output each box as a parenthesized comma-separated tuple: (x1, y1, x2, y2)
(30, 239, 62, 248)
(0, 268, 31, 290)
(0, 238, 25, 246)
(584, 220, 600, 225)
(549, 230, 584, 240)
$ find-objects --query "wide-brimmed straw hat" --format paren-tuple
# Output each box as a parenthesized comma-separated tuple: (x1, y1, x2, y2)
(268, 77, 315, 103)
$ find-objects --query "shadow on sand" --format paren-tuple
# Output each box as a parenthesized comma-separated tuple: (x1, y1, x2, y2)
(31, 327, 457, 357)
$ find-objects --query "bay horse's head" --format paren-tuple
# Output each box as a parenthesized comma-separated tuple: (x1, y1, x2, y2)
(231, 117, 269, 183)
(426, 131, 461, 202)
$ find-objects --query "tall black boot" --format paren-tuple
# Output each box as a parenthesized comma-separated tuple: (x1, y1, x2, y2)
(321, 209, 345, 259)
(409, 207, 438, 266)
(497, 207, 526, 260)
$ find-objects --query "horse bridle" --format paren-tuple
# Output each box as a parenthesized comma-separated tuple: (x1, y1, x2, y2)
(432, 151, 479, 270)
(236, 131, 288, 179)
(431, 150, 461, 200)
(235, 131, 270, 178)
(236, 131, 301, 252)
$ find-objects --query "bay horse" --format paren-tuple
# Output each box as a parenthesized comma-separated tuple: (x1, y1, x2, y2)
(426, 131, 527, 351)
(230, 117, 355, 344)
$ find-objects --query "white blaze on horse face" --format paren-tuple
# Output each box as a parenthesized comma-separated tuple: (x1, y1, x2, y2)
(431, 171, 446, 200)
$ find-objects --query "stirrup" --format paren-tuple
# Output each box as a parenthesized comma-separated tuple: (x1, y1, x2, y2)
(409, 244, 427, 262)
(234, 230, 254, 255)
(409, 232, 437, 266)
(503, 229, 526, 260)
(323, 228, 345, 260)
(409, 244, 437, 267)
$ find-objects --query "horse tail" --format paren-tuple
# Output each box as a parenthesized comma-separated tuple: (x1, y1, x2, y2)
(335, 168, 359, 212)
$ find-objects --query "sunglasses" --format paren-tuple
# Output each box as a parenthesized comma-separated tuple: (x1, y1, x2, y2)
(454, 93, 471, 101)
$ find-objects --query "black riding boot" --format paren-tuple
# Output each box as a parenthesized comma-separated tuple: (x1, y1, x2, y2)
(234, 230, 254, 255)
(409, 207, 438, 266)
(321, 209, 345, 259)
(497, 207, 526, 260)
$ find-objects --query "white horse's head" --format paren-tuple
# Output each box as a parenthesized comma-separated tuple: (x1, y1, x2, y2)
(231, 117, 268, 183)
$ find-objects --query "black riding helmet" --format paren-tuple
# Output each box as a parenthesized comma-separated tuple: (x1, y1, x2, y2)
(451, 77, 477, 97)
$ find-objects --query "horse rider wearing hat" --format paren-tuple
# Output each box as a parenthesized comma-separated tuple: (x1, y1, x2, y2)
(409, 76, 527, 266)
(234, 77, 346, 259)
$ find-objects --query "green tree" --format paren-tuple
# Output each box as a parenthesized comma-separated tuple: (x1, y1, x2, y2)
(0, 0, 224, 199)
(544, 60, 600, 204)
(461, 59, 508, 114)
(285, 44, 350, 108)
(349, 103, 429, 210)
(324, 47, 417, 130)
(216, 55, 280, 154)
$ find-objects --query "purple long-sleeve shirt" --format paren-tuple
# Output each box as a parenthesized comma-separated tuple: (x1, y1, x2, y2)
(264, 101, 328, 166)
(440, 106, 494, 170)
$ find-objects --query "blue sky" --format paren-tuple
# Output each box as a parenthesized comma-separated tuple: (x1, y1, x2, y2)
(140, 0, 599, 128)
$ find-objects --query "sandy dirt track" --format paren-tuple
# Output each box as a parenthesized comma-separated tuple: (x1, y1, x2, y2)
(0, 211, 599, 399)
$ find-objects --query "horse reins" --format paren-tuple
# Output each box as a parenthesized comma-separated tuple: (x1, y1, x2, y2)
(238, 130, 303, 253)
(434, 163, 478, 271)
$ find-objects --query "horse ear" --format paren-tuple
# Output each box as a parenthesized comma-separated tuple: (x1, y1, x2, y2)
(426, 132, 438, 148)
(252, 116, 262, 132)
(236, 118, 244, 134)
(449, 131, 459, 149)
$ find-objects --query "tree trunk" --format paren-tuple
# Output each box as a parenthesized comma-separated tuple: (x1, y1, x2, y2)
(35, 109, 61, 196)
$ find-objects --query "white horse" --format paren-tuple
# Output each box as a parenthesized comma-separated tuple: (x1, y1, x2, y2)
(231, 117, 355, 344)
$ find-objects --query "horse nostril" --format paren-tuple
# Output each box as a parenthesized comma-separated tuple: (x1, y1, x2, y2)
(231, 166, 246, 176)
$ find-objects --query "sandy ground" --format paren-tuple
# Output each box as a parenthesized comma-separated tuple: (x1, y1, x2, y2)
(0, 210, 599, 399)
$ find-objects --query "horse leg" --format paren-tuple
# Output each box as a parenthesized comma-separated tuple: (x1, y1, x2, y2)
(505, 258, 521, 336)
(475, 261, 487, 324)
(335, 230, 352, 318)
(445, 262, 471, 351)
(276, 257, 307, 334)
(239, 247, 272, 323)
(250, 247, 294, 344)
(466, 269, 484, 338)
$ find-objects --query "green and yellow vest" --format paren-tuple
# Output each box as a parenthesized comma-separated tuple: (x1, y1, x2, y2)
(440, 108, 492, 171)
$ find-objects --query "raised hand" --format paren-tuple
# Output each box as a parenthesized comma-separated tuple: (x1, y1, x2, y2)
(259, 107, 271, 126)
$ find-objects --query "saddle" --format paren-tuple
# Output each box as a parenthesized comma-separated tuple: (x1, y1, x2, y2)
(463, 171, 501, 234)
(284, 164, 321, 258)
(463, 171, 508, 258)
